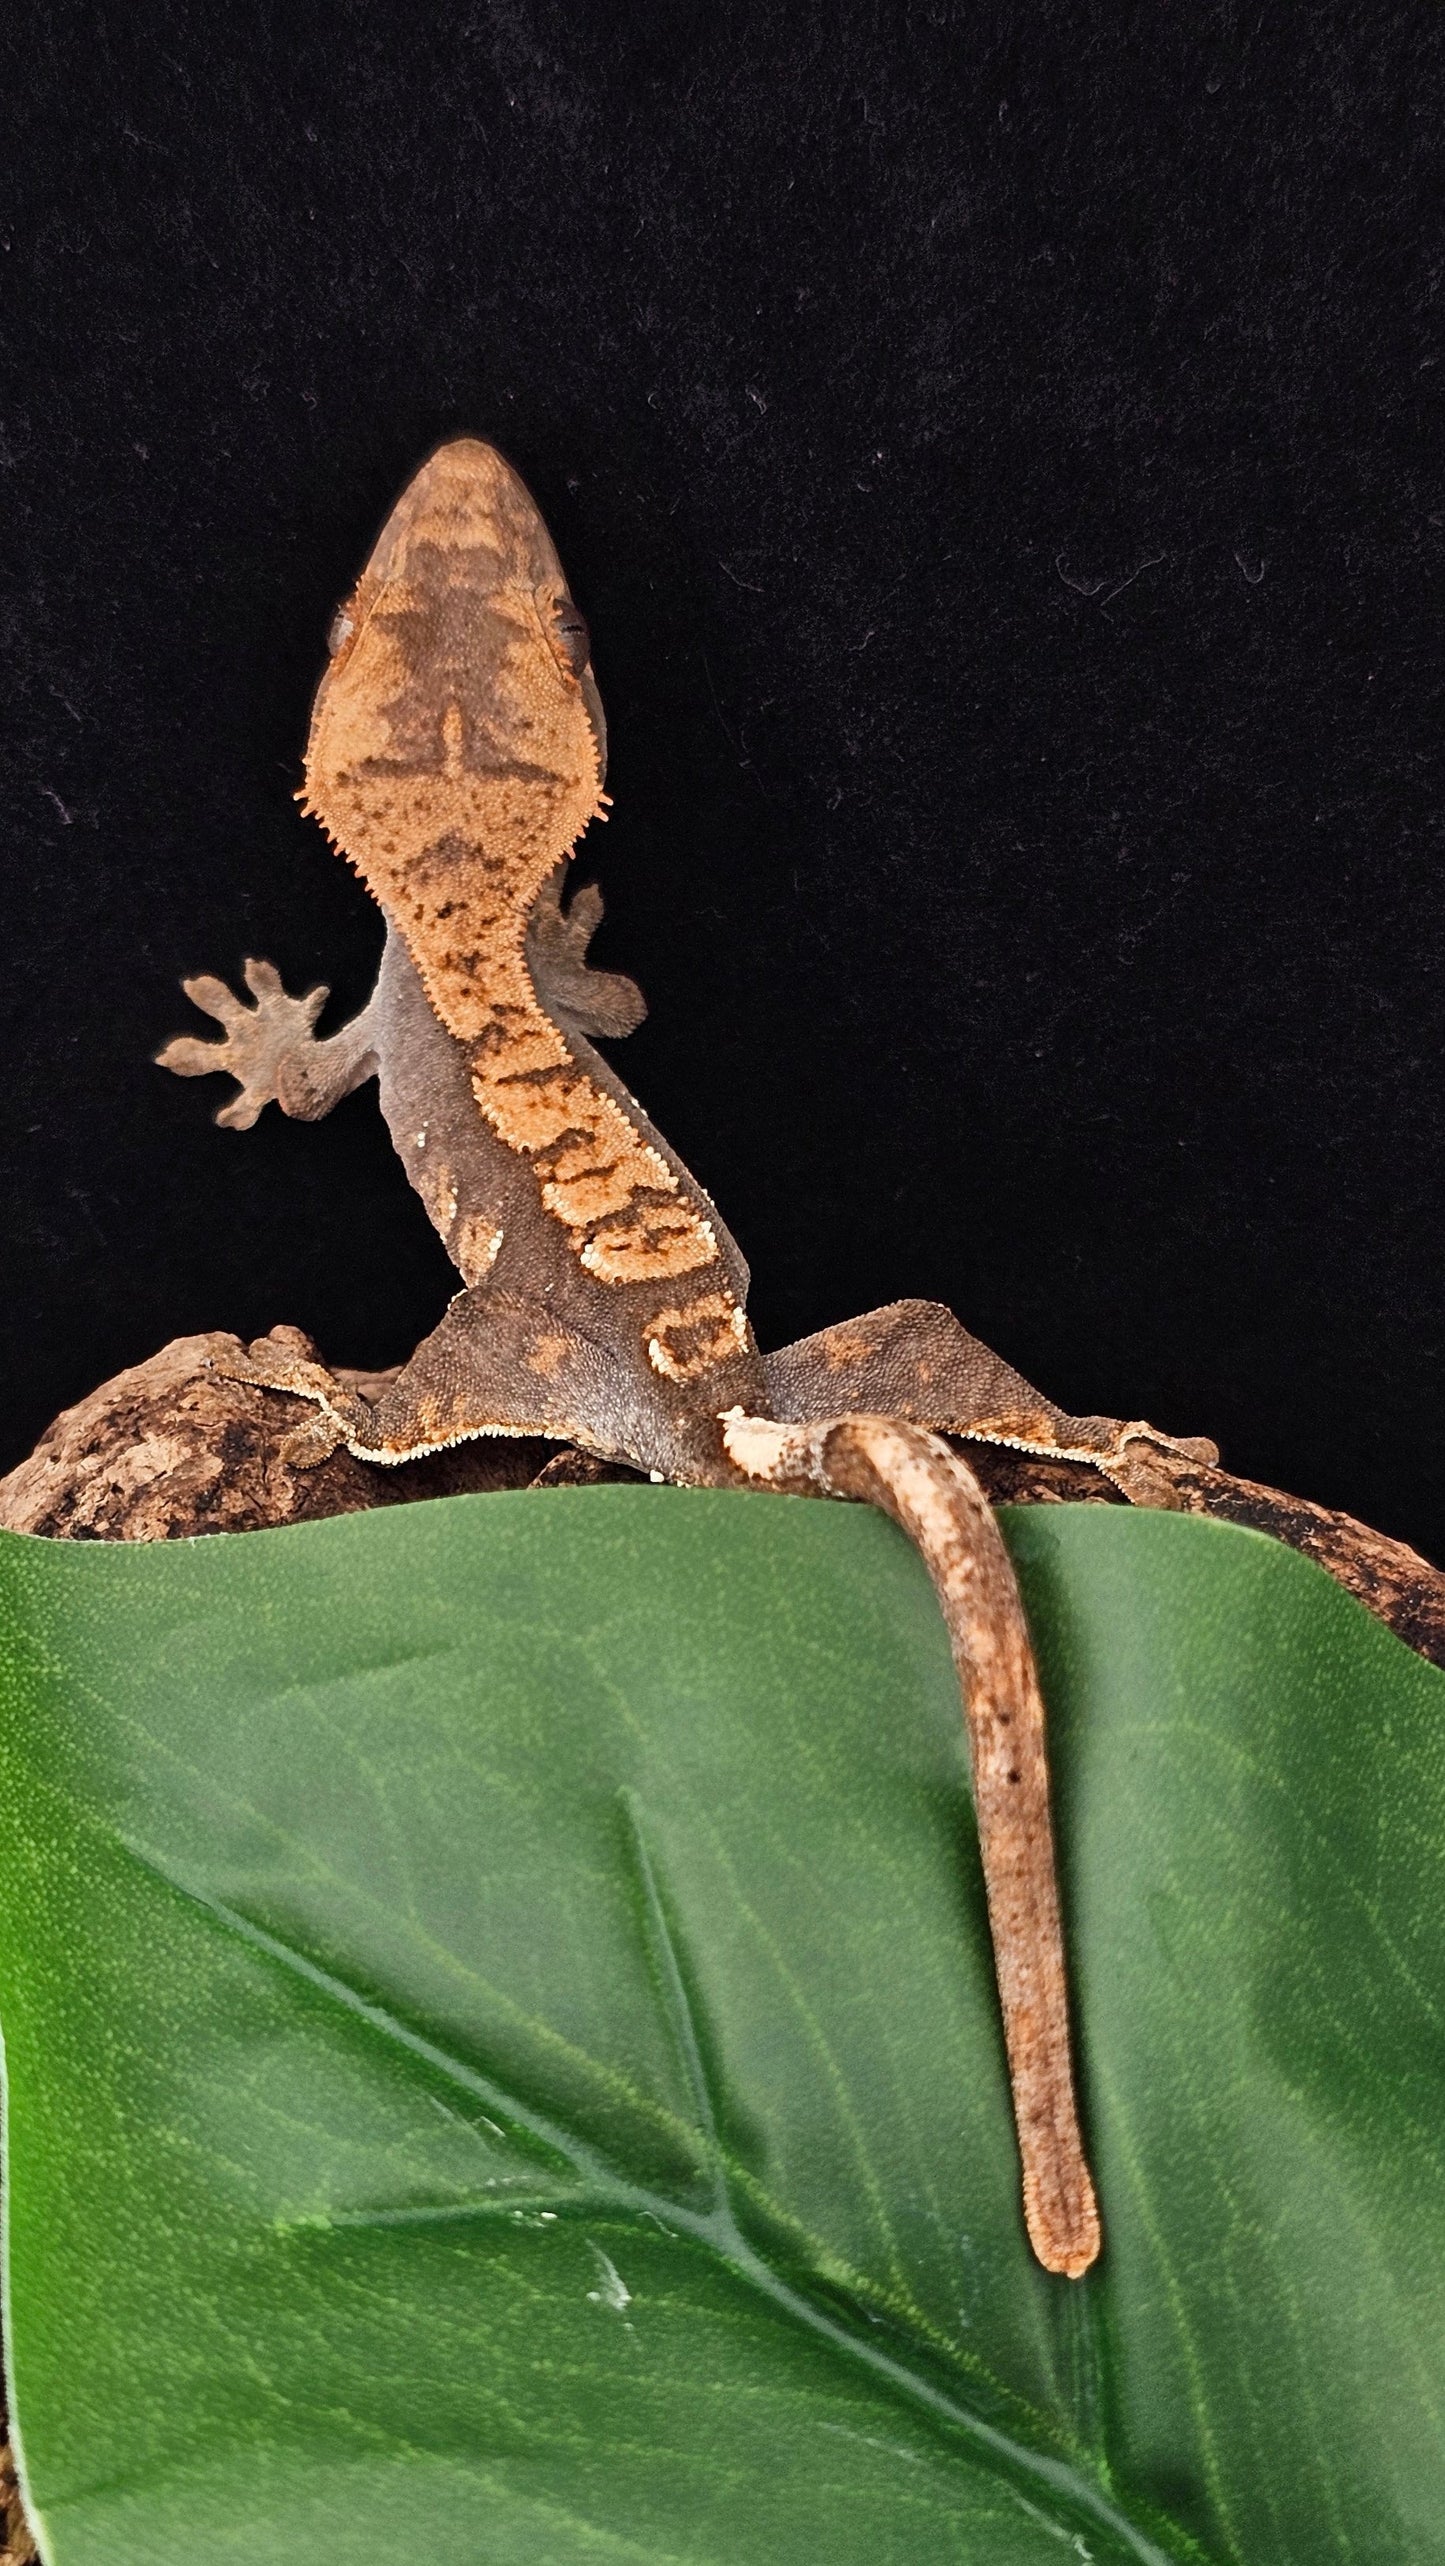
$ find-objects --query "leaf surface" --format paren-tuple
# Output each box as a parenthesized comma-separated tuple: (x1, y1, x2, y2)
(0, 1490, 1441, 2562)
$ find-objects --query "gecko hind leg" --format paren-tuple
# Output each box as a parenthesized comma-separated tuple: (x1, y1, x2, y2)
(722, 1406, 1100, 2280)
(764, 1299, 1218, 1504)
(221, 1289, 648, 1472)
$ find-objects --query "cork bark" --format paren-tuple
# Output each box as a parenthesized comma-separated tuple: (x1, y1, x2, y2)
(0, 1328, 592, 1541)
(973, 1440, 1445, 1669)
(0, 2429, 36, 2566)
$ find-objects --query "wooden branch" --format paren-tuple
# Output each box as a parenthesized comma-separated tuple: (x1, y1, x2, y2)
(966, 1441, 1445, 1668)
(0, 1329, 558, 1540)
(0, 2423, 36, 2566)
(2, 1331, 1442, 1668)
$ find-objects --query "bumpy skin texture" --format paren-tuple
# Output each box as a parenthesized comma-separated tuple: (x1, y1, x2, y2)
(159, 439, 1216, 2276)
(303, 437, 762, 1456)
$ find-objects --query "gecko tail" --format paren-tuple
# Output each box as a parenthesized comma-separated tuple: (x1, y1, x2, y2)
(721, 1406, 1100, 2280)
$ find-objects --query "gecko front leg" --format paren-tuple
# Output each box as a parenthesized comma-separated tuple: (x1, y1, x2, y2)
(525, 864, 647, 1040)
(157, 959, 380, 1129)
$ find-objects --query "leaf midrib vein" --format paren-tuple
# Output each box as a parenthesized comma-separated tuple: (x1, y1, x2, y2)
(117, 1832, 1199, 2566)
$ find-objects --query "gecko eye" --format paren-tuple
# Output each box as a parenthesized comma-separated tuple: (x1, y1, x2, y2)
(546, 593, 592, 681)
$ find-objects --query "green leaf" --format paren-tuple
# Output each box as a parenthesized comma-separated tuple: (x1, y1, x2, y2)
(0, 1491, 1440, 2564)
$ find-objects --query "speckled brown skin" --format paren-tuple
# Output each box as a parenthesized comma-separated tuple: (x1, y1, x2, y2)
(723, 1411, 1101, 2275)
(158, 438, 1216, 2275)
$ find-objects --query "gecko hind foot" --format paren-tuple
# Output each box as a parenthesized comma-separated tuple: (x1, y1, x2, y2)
(277, 1410, 351, 1468)
(212, 1328, 375, 1460)
(1099, 1425, 1221, 1507)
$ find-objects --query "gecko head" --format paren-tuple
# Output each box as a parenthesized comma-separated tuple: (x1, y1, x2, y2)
(302, 438, 609, 908)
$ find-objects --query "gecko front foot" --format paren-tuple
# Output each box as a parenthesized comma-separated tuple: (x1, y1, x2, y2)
(157, 960, 329, 1129)
(526, 866, 647, 1039)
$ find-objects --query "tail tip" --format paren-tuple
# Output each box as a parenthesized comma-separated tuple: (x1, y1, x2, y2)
(1024, 2167, 1102, 2279)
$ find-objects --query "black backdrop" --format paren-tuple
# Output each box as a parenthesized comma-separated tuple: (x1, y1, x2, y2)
(4, 3, 1444, 1557)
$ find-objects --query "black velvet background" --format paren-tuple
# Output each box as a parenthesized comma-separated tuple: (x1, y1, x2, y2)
(3, 3, 1443, 1555)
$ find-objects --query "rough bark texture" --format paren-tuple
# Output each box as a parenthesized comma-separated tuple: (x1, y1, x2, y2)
(2, 1330, 1441, 1666)
(0, 2428, 37, 2566)
(0, 1328, 580, 1540)
(974, 1442, 1445, 1668)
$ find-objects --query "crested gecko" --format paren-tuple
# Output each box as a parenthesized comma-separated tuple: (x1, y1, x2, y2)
(160, 439, 1217, 2278)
